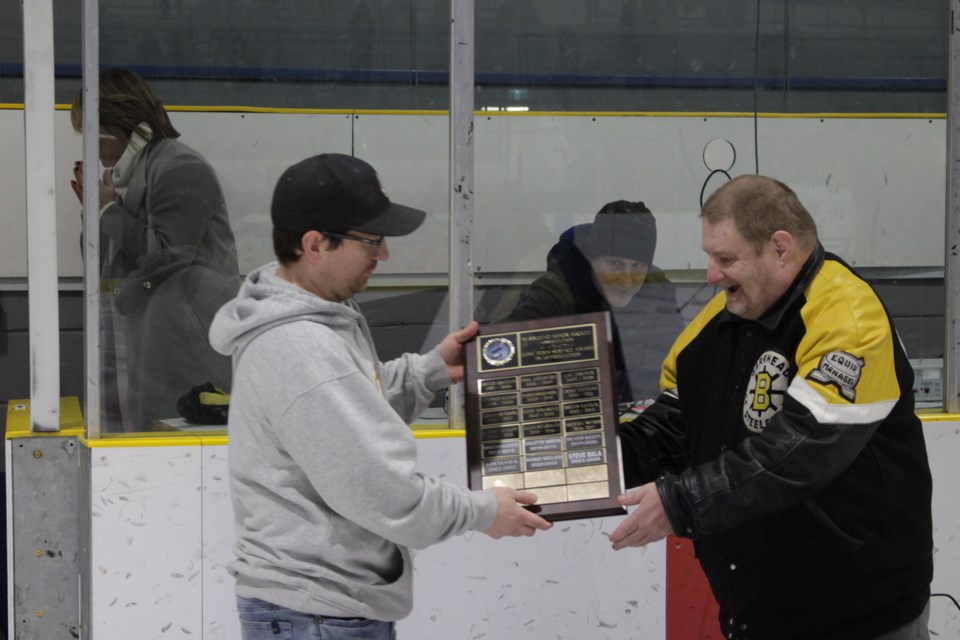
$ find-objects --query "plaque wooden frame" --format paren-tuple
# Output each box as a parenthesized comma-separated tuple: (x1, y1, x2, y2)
(464, 312, 627, 522)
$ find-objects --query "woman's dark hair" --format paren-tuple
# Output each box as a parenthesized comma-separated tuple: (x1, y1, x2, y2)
(70, 67, 180, 145)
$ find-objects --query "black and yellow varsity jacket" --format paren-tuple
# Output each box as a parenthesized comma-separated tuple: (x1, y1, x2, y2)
(619, 245, 933, 640)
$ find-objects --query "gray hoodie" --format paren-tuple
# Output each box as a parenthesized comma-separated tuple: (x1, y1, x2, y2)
(209, 262, 497, 621)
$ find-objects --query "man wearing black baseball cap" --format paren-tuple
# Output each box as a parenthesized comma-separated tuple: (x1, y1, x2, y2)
(270, 153, 427, 238)
(267, 153, 428, 301)
(210, 154, 551, 639)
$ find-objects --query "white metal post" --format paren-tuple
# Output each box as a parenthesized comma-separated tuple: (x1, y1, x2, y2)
(946, 1, 960, 413)
(81, 0, 101, 438)
(21, 0, 60, 431)
(448, 0, 476, 429)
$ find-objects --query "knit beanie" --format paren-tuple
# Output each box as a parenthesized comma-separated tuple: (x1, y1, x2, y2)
(578, 200, 657, 264)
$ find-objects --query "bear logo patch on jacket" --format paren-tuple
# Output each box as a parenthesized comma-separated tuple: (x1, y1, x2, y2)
(743, 350, 791, 433)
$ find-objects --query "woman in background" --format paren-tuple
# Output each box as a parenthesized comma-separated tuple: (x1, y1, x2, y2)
(70, 67, 240, 431)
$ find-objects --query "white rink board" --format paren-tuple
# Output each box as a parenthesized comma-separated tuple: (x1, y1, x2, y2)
(397, 437, 666, 640)
(76, 422, 960, 639)
(87, 444, 204, 638)
(926, 423, 960, 635)
(199, 446, 239, 640)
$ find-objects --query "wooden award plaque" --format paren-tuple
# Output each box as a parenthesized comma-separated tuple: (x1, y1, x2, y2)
(464, 312, 627, 522)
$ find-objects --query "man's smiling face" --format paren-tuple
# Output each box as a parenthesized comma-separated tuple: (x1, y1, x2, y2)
(702, 217, 788, 320)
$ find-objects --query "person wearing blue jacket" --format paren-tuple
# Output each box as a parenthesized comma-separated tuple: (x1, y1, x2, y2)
(507, 200, 685, 406)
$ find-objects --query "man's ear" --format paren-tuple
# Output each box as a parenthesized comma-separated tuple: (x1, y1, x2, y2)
(300, 230, 326, 262)
(770, 230, 795, 263)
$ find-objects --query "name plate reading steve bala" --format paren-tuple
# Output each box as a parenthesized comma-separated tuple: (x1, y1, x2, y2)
(465, 312, 626, 521)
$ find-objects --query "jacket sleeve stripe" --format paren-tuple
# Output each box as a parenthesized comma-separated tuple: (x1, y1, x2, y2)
(789, 377, 897, 425)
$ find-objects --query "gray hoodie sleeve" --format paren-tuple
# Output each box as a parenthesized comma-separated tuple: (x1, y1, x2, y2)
(273, 355, 496, 549)
(379, 348, 451, 423)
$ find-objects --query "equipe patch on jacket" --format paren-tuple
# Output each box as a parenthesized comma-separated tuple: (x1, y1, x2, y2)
(743, 350, 791, 433)
(807, 350, 863, 402)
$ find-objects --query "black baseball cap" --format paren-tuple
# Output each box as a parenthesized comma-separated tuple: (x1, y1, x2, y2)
(271, 153, 426, 237)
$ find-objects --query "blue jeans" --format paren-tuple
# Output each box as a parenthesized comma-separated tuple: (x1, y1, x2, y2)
(237, 596, 396, 640)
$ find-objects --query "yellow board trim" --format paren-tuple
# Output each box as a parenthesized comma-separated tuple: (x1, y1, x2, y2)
(7, 398, 958, 445)
(5, 398, 84, 438)
(0, 103, 947, 120)
(81, 433, 205, 448)
(408, 428, 466, 439)
(918, 411, 960, 423)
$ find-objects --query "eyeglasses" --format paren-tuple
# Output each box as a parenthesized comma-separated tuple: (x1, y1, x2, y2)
(322, 231, 384, 248)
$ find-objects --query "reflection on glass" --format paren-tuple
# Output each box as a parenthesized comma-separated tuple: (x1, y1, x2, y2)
(71, 68, 240, 432)
(3, 1, 947, 110)
(14, 0, 944, 429)
(473, 0, 946, 113)
(502, 201, 684, 408)
(868, 277, 945, 410)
